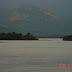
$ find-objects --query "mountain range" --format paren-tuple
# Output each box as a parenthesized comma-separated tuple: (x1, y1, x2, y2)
(0, 6, 72, 37)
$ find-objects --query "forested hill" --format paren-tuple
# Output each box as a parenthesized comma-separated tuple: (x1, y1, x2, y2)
(0, 6, 72, 36)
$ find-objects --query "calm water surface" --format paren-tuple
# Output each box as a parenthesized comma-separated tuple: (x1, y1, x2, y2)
(0, 38, 72, 72)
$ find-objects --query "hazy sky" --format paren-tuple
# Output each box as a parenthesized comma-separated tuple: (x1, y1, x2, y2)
(0, 0, 72, 19)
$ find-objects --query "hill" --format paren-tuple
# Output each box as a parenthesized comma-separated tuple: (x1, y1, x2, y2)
(0, 6, 72, 37)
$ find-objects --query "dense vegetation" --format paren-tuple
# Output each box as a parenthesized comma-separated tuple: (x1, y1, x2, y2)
(63, 35, 72, 41)
(0, 32, 38, 40)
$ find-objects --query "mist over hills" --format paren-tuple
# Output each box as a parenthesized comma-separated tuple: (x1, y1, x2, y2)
(0, 6, 72, 37)
(0, 0, 72, 20)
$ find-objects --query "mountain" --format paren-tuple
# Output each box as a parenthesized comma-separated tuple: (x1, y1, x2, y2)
(0, 24, 8, 31)
(0, 6, 72, 37)
(0, 0, 72, 20)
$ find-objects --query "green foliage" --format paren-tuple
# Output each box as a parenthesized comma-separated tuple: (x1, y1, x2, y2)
(0, 32, 38, 40)
(24, 32, 38, 40)
(63, 35, 72, 41)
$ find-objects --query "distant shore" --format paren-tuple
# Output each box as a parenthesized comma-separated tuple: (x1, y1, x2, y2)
(0, 32, 38, 40)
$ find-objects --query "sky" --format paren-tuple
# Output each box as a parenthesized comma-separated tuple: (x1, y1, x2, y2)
(0, 0, 72, 19)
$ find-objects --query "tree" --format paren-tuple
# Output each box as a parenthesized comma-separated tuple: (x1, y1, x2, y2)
(0, 32, 38, 40)
(63, 35, 72, 41)
(24, 32, 38, 40)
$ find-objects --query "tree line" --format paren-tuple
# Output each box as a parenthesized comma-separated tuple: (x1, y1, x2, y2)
(0, 32, 38, 40)
(63, 35, 72, 41)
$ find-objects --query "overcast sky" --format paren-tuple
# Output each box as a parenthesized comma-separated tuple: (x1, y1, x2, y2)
(0, 0, 72, 19)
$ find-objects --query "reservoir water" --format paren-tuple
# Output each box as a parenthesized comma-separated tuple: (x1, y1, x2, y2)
(0, 38, 72, 72)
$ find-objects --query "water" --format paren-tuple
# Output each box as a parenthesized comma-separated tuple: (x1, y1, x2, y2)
(0, 38, 72, 72)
